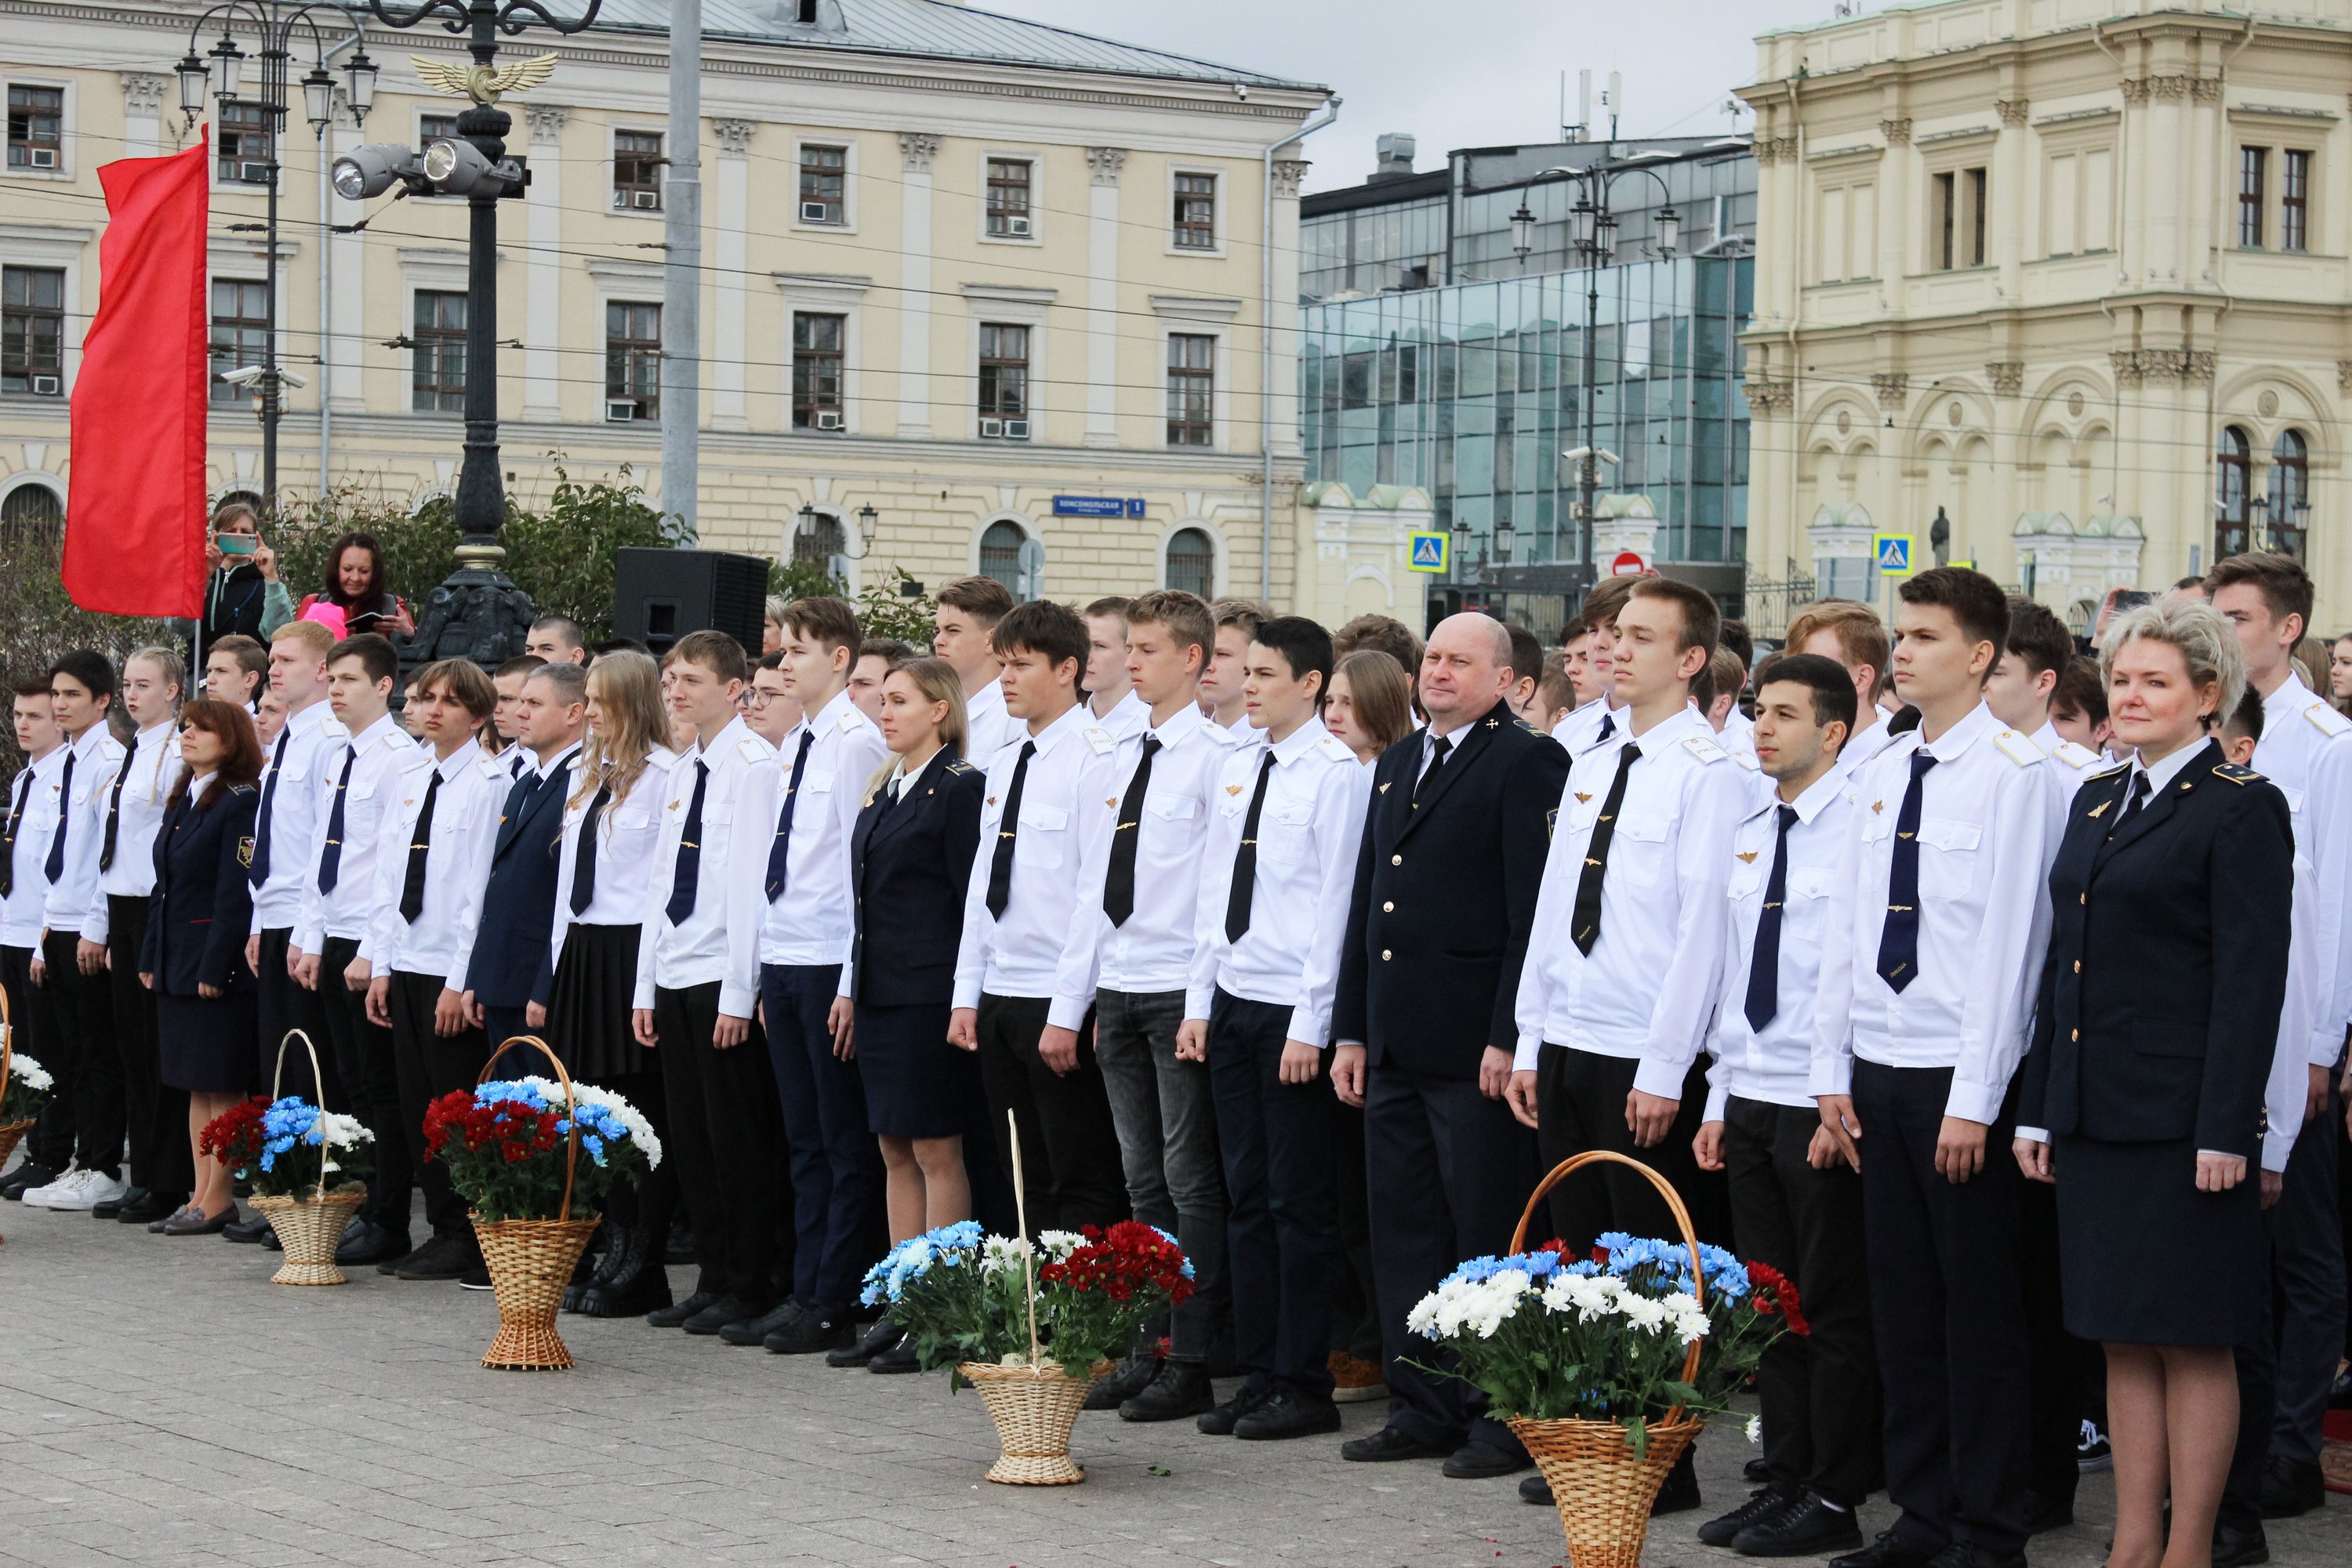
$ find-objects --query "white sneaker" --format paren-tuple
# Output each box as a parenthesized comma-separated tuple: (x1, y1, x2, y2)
(35, 1169, 125, 1211)
(19, 1167, 83, 1208)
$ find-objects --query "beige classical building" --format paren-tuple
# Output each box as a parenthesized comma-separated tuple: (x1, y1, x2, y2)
(0, 0, 1388, 617)
(1739, 0, 2352, 632)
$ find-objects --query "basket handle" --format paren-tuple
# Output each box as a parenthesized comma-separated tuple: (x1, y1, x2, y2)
(1511, 1149, 1708, 1399)
(0, 978, 13, 1118)
(267, 1029, 336, 1206)
(475, 1034, 581, 1222)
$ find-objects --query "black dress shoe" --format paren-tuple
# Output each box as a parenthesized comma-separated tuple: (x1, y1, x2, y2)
(1923, 1543, 2025, 1568)
(826, 1318, 902, 1369)
(1232, 1387, 1341, 1440)
(1341, 1425, 1446, 1463)
(2211, 1517, 2269, 1568)
(1084, 1352, 1162, 1411)
(1, 1161, 59, 1200)
(1122, 1360, 1214, 1422)
(336, 1223, 411, 1268)
(1443, 1439, 1530, 1479)
(2023, 1490, 2074, 1535)
(720, 1298, 809, 1347)
(764, 1301, 855, 1355)
(582, 1258, 673, 1318)
(117, 1189, 181, 1224)
(1830, 1530, 1942, 1568)
(867, 1336, 922, 1374)
(378, 1242, 430, 1276)
(1737, 1495, 1867, 1558)
(222, 1214, 274, 1245)
(1701, 1483, 1800, 1548)
(93, 1185, 146, 1219)
(1745, 1455, 1773, 1485)
(1197, 1381, 1273, 1436)
(647, 1290, 719, 1329)
(457, 1264, 492, 1291)
(1521, 1471, 1554, 1505)
(2257, 1455, 2325, 1519)
(683, 1294, 769, 1336)
(1653, 1446, 1701, 1515)
(393, 1233, 473, 1281)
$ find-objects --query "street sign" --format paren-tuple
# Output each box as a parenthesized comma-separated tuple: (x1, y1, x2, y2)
(1949, 558, 1974, 569)
(1610, 550, 1647, 577)
(1407, 532, 1450, 574)
(1051, 495, 1146, 518)
(1872, 533, 1915, 574)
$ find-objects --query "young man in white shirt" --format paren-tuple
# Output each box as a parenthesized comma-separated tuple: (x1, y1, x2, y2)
(1692, 653, 1871, 1559)
(1199, 599, 1264, 739)
(1985, 597, 2106, 809)
(720, 597, 887, 1356)
(632, 630, 786, 1337)
(1550, 577, 1636, 754)
(933, 575, 1019, 764)
(949, 600, 1127, 1235)
(1082, 596, 1150, 739)
(743, 653, 805, 748)
(1182, 615, 1373, 1442)
(489, 656, 544, 781)
(296, 634, 416, 1269)
(1049, 590, 1243, 1422)
(0, 678, 71, 1200)
(1787, 601, 1900, 777)
(1811, 568, 2053, 1568)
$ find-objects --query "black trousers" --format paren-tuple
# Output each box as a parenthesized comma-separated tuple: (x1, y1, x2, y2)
(1850, 1059, 2028, 1555)
(763, 963, 884, 1309)
(387, 970, 485, 1240)
(1367, 1061, 1538, 1453)
(2019, 1175, 2089, 1508)
(255, 927, 342, 1105)
(104, 897, 188, 1200)
(318, 937, 407, 1236)
(1207, 989, 1337, 1399)
(1534, 1045, 1727, 1249)
(974, 992, 1127, 1232)
(1723, 1094, 1879, 1510)
(1330, 1101, 1382, 1363)
(3, 943, 64, 1170)
(654, 980, 787, 1302)
(42, 928, 122, 1180)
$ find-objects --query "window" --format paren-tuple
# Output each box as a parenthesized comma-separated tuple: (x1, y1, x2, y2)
(208, 279, 267, 405)
(2270, 428, 2310, 558)
(791, 311, 844, 429)
(217, 100, 269, 183)
(1933, 167, 1987, 270)
(2215, 425, 2252, 559)
(799, 143, 846, 224)
(420, 114, 459, 143)
(0, 481, 62, 546)
(6, 85, 62, 171)
(1164, 526, 1214, 597)
(1174, 172, 1216, 249)
(793, 511, 845, 568)
(978, 520, 1026, 594)
(985, 158, 1032, 238)
(2, 265, 65, 395)
(978, 322, 1028, 421)
(605, 300, 660, 420)
(412, 289, 466, 412)
(2283, 150, 2311, 253)
(614, 130, 662, 210)
(1167, 333, 1214, 446)
(1968, 168, 1987, 267)
(2238, 147, 2267, 249)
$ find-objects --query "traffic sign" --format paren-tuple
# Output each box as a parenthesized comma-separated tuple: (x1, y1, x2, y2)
(1407, 532, 1450, 574)
(1872, 533, 1915, 574)
(1610, 550, 1647, 577)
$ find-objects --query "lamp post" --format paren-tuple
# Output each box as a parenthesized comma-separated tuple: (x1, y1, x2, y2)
(176, 5, 376, 519)
(794, 502, 882, 582)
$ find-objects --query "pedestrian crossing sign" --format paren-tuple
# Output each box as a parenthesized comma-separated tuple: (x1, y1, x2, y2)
(1873, 534, 1915, 575)
(1407, 532, 1450, 574)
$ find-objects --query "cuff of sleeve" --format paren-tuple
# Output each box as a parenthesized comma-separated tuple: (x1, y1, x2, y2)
(952, 979, 982, 1011)
(1512, 1035, 1542, 1073)
(631, 982, 654, 1012)
(292, 927, 321, 954)
(717, 982, 757, 1019)
(2262, 1130, 2296, 1174)
(2014, 1126, 2049, 1145)
(2310, 1029, 2347, 1068)
(1807, 1056, 1853, 1098)
(1703, 1084, 1728, 1123)
(1285, 1007, 1328, 1048)
(1184, 986, 1213, 1022)
(1046, 995, 1089, 1033)
(1632, 1057, 1691, 1102)
(836, 971, 855, 1000)
(1943, 1079, 2005, 1126)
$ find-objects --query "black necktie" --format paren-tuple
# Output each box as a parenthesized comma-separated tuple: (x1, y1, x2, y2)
(315, 746, 358, 894)
(1224, 750, 1279, 943)
(249, 728, 289, 887)
(1, 770, 29, 899)
(399, 767, 442, 924)
(1103, 734, 1163, 927)
(570, 783, 612, 916)
(1743, 803, 1800, 1033)
(1595, 710, 1617, 744)
(665, 760, 710, 926)
(765, 728, 818, 901)
(1570, 742, 1642, 955)
(985, 741, 1037, 920)
(100, 735, 138, 873)
(43, 750, 74, 884)
(2112, 770, 2152, 833)
(1414, 732, 1453, 808)
(1875, 749, 1940, 992)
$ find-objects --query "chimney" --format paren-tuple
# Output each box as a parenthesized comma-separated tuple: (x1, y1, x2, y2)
(1371, 132, 1416, 181)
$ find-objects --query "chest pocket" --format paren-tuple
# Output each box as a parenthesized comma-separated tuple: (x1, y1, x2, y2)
(1145, 793, 1197, 822)
(2278, 784, 2306, 820)
(615, 791, 659, 832)
(1262, 797, 1316, 865)
(350, 769, 379, 803)
(1017, 803, 1070, 868)
(1916, 818, 1981, 897)
(1612, 811, 1670, 885)
(800, 768, 835, 797)
(1726, 861, 1765, 903)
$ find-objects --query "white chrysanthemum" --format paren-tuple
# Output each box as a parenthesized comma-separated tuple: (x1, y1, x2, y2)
(566, 1081, 662, 1167)
(1462, 1271, 1533, 1338)
(1038, 1229, 1086, 1261)
(1747, 1415, 1762, 1445)
(1407, 1288, 1445, 1338)
(981, 1235, 1031, 1275)
(1661, 1291, 1711, 1346)
(6, 1054, 53, 1092)
(1619, 1294, 1670, 1333)
(317, 1112, 374, 1149)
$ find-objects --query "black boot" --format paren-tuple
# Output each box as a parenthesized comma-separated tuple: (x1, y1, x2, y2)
(564, 1219, 625, 1314)
(582, 1218, 673, 1319)
(827, 1317, 902, 1369)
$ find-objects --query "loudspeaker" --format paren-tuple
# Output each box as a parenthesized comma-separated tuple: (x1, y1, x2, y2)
(609, 547, 769, 659)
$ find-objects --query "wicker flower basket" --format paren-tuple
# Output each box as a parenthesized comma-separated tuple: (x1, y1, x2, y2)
(1505, 1149, 1712, 1568)
(472, 1036, 598, 1371)
(1, 992, 33, 1248)
(250, 1031, 367, 1285)
(958, 1358, 1115, 1485)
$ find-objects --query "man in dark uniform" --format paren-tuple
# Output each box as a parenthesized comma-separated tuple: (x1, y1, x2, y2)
(1330, 612, 1567, 1479)
(459, 662, 584, 1058)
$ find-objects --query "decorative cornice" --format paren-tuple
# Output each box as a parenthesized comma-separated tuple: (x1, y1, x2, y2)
(713, 118, 756, 155)
(1995, 99, 2030, 127)
(524, 103, 568, 145)
(1752, 136, 1798, 165)
(1746, 379, 1795, 418)
(1085, 146, 1127, 187)
(1986, 361, 2024, 397)
(2338, 360, 2352, 394)
(1272, 158, 1309, 199)
(2111, 348, 2215, 387)
(2121, 78, 2151, 107)
(898, 131, 941, 173)
(119, 71, 169, 115)
(1879, 117, 1912, 144)
(1871, 372, 1909, 411)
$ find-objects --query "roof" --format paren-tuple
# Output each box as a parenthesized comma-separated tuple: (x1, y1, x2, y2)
(1301, 168, 1446, 218)
(586, 0, 1326, 90)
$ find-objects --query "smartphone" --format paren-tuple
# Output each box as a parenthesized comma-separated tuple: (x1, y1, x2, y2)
(218, 533, 258, 556)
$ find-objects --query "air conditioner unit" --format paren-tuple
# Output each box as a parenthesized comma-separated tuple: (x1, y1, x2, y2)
(606, 398, 637, 422)
(814, 409, 842, 430)
(979, 417, 1004, 438)
(31, 375, 60, 396)
(800, 200, 831, 223)
(30, 147, 57, 169)
(1004, 419, 1030, 440)
(632, 190, 658, 209)
(238, 162, 269, 183)
(1005, 215, 1031, 237)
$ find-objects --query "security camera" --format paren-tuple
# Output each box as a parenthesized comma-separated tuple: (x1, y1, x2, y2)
(219, 365, 264, 387)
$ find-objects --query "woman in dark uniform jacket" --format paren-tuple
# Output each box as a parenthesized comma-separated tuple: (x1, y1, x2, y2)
(2015, 600, 2291, 1568)
(140, 698, 265, 1236)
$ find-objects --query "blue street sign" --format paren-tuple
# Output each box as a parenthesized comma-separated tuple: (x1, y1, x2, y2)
(1051, 495, 1144, 519)
(1872, 533, 1915, 575)
(1407, 532, 1450, 574)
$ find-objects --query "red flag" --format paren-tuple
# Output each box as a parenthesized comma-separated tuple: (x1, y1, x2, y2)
(64, 133, 211, 617)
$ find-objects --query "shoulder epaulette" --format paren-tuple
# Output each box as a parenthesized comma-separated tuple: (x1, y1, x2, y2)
(837, 709, 865, 733)
(382, 730, 412, 751)
(226, 781, 256, 796)
(1083, 726, 1116, 757)
(1515, 718, 1543, 735)
(2051, 739, 2100, 771)
(1992, 729, 2045, 768)
(1680, 735, 1727, 765)
(2212, 761, 2265, 786)
(2305, 701, 2351, 737)
(946, 759, 978, 776)
(1732, 750, 1760, 771)
(2085, 760, 2131, 781)
(737, 738, 770, 763)
(318, 717, 349, 739)
(1316, 733, 1354, 763)
(476, 757, 508, 780)
(1202, 722, 1242, 746)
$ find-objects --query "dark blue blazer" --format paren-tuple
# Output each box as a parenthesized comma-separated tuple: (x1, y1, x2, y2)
(2019, 740, 2292, 1161)
(846, 746, 985, 1007)
(140, 781, 260, 997)
(467, 753, 575, 1008)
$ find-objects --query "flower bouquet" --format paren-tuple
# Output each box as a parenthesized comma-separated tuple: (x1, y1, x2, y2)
(861, 1220, 1195, 1484)
(209, 1032, 377, 1283)
(1413, 1151, 1806, 1568)
(423, 1039, 659, 1370)
(0, 1005, 49, 1245)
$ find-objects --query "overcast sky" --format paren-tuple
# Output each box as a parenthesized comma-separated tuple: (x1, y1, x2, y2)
(989, 0, 1829, 192)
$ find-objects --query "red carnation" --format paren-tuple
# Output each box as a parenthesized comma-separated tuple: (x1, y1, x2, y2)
(1746, 1261, 1812, 1336)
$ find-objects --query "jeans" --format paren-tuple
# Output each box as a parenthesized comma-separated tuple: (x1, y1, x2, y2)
(1094, 987, 1229, 1363)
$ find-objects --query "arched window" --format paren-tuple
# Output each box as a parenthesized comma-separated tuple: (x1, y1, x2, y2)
(793, 510, 846, 568)
(2270, 428, 2310, 559)
(978, 520, 1027, 596)
(2216, 426, 2252, 559)
(0, 481, 64, 549)
(1163, 526, 1215, 597)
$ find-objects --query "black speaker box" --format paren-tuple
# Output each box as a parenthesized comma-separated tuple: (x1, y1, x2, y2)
(609, 546, 768, 658)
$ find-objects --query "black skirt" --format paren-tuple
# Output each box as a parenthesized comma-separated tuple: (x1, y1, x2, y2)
(546, 923, 647, 1081)
(855, 1000, 971, 1140)
(158, 988, 258, 1094)
(2054, 1131, 2264, 1347)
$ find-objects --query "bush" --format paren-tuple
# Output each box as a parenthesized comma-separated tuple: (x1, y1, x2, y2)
(0, 528, 169, 774)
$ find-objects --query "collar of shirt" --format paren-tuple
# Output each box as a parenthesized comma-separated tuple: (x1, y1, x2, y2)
(1147, 701, 1210, 750)
(1022, 700, 1096, 759)
(1092, 689, 1149, 736)
(532, 742, 582, 782)
(2263, 668, 2319, 724)
(187, 771, 218, 802)
(1620, 700, 1711, 753)
(429, 736, 485, 783)
(2130, 739, 2207, 797)
(688, 715, 757, 768)
(1775, 763, 1847, 825)
(67, 723, 114, 767)
(1915, 699, 2000, 764)
(1266, 713, 1334, 768)
(1225, 711, 1260, 742)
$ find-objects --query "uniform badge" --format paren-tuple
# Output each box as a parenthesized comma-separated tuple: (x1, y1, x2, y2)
(1737, 850, 1759, 862)
(1573, 792, 1592, 804)
(1545, 807, 1558, 840)
(1226, 784, 1243, 796)
(237, 836, 255, 867)
(1871, 800, 1884, 814)
(1377, 782, 1391, 794)
(1485, 717, 1500, 728)
(2087, 800, 2111, 818)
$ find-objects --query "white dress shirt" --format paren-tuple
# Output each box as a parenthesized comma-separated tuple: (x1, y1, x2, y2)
(964, 678, 1021, 767)
(89, 721, 185, 924)
(2028, 718, 2107, 822)
(1089, 689, 1151, 742)
(1224, 710, 1261, 744)
(1719, 705, 1758, 763)
(1185, 714, 1373, 1048)
(1839, 712, 1900, 778)
(1809, 701, 2055, 1125)
(40, 723, 126, 939)
(248, 699, 347, 935)
(294, 712, 418, 953)
(1551, 695, 1628, 755)
(2, 749, 68, 949)
(634, 717, 776, 1013)
(360, 738, 503, 982)
(726, 688, 887, 988)
(550, 748, 678, 971)
(953, 702, 1104, 1008)
(1050, 702, 1244, 1029)
(2253, 671, 2352, 1065)
(1704, 768, 1852, 1120)
(1512, 703, 1748, 1092)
